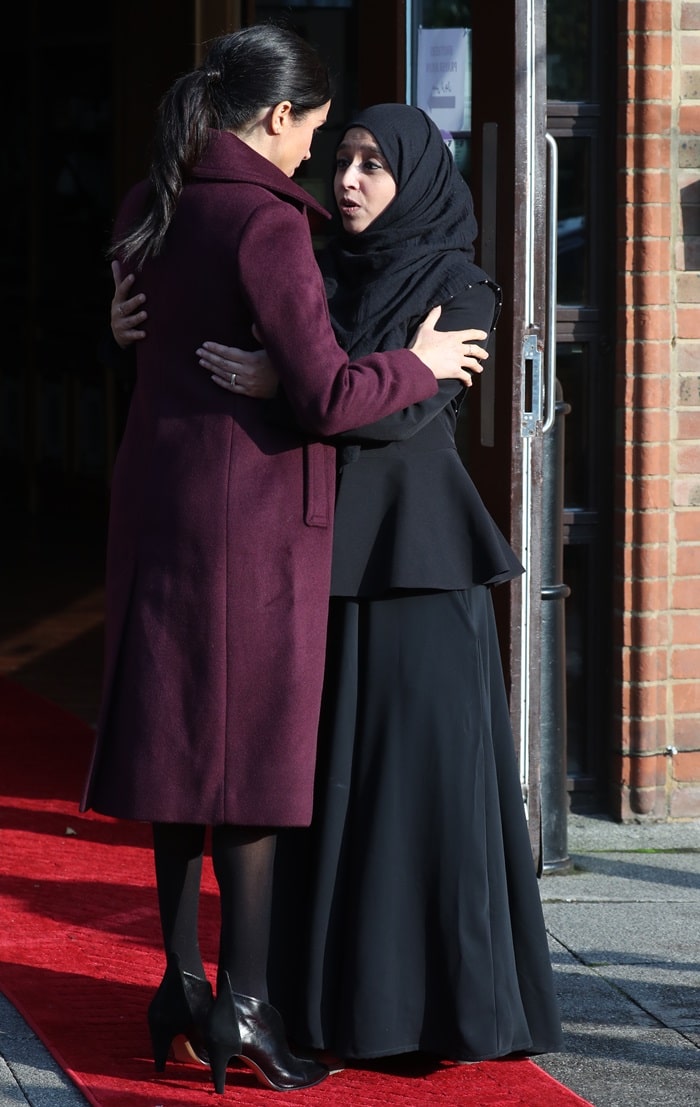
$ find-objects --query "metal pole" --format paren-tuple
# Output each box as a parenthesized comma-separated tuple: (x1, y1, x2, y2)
(541, 379, 572, 874)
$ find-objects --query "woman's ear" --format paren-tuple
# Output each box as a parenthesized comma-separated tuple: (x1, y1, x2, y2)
(270, 101, 293, 135)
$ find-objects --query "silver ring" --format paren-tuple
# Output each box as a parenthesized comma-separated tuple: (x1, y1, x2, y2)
(118, 304, 124, 317)
(230, 373, 236, 387)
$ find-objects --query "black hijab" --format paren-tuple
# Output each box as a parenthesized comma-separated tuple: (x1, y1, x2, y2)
(321, 103, 488, 358)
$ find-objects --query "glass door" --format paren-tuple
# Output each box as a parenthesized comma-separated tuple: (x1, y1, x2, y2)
(407, 0, 551, 849)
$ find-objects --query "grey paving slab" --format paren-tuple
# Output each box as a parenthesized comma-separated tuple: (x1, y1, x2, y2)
(566, 814, 700, 852)
(543, 900, 699, 965)
(595, 965, 700, 1032)
(542, 851, 700, 902)
(0, 994, 89, 1107)
(537, 1028, 700, 1107)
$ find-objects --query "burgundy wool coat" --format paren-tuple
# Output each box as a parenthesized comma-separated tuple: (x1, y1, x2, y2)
(81, 130, 437, 827)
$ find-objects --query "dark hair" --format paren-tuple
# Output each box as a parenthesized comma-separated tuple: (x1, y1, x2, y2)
(112, 23, 332, 266)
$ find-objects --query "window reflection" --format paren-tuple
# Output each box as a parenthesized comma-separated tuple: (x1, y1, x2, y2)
(547, 0, 591, 101)
(562, 544, 588, 776)
(557, 138, 589, 304)
(557, 344, 589, 510)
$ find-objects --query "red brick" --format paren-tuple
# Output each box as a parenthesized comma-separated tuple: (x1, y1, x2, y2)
(623, 170, 672, 204)
(682, 3, 700, 32)
(620, 442, 670, 474)
(681, 70, 700, 99)
(678, 343, 700, 372)
(616, 543, 670, 578)
(619, 785, 667, 819)
(674, 682, 700, 712)
(677, 444, 700, 472)
(618, 307, 673, 341)
(676, 272, 700, 301)
(620, 753, 666, 790)
(619, 648, 668, 683)
(620, 236, 672, 271)
(682, 36, 700, 65)
(618, 375, 671, 410)
(675, 545, 700, 575)
(677, 307, 700, 339)
(619, 611, 671, 649)
(673, 578, 700, 608)
(672, 749, 700, 781)
(672, 479, 700, 506)
(624, 100, 673, 134)
(616, 716, 669, 750)
(669, 784, 700, 817)
(619, 476, 670, 510)
(672, 647, 700, 678)
(620, 681, 667, 718)
(623, 28, 673, 64)
(614, 509, 671, 547)
(621, 574, 669, 611)
(671, 716, 700, 749)
(677, 412, 700, 438)
(671, 612, 700, 644)
(679, 103, 700, 133)
(675, 510, 700, 541)
(623, 271, 672, 305)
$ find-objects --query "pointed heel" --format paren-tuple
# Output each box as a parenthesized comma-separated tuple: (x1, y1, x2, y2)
(147, 952, 213, 1072)
(205, 975, 242, 1093)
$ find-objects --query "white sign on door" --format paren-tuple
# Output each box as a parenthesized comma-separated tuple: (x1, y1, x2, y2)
(416, 27, 471, 134)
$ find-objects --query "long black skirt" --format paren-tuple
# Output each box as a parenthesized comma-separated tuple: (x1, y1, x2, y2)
(270, 586, 562, 1061)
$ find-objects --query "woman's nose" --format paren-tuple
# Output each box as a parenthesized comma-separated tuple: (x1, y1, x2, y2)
(340, 164, 359, 188)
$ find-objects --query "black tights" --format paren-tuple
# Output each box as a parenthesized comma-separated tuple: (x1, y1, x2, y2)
(152, 822, 277, 1001)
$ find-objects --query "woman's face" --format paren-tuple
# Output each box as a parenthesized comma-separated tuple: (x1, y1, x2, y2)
(272, 101, 331, 177)
(334, 128, 397, 234)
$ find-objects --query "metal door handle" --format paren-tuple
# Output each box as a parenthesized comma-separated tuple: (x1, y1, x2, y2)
(543, 132, 559, 433)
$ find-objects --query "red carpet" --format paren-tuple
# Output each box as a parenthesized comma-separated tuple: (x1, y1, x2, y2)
(0, 676, 591, 1106)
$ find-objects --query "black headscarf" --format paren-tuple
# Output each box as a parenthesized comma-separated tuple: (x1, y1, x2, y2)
(320, 103, 488, 358)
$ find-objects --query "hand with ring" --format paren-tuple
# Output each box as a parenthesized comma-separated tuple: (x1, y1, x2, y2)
(196, 342, 279, 399)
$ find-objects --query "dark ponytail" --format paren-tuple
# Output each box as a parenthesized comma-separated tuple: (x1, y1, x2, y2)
(112, 23, 332, 267)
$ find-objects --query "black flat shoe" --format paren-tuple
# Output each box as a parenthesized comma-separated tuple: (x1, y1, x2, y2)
(147, 952, 213, 1072)
(206, 972, 329, 1093)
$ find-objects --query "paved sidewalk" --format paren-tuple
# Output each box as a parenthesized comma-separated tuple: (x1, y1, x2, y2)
(537, 813, 700, 1107)
(1, 813, 699, 1107)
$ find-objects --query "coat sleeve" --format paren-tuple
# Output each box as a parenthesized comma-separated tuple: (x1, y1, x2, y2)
(236, 202, 439, 436)
(329, 282, 499, 444)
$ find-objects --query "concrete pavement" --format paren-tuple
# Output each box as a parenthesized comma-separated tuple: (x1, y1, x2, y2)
(1, 813, 699, 1107)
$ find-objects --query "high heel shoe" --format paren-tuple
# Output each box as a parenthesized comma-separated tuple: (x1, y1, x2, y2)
(147, 952, 214, 1071)
(206, 972, 329, 1093)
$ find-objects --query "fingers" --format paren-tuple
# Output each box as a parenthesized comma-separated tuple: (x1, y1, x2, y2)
(462, 343, 488, 373)
(424, 305, 442, 326)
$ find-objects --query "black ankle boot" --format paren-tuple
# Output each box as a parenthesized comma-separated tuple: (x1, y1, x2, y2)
(147, 952, 213, 1071)
(206, 972, 328, 1093)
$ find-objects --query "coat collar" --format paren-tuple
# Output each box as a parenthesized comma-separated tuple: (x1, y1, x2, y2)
(191, 129, 331, 221)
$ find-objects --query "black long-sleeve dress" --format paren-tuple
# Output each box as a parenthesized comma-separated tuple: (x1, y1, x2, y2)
(269, 283, 563, 1062)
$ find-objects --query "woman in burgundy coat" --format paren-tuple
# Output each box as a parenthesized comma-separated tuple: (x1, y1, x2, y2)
(81, 25, 480, 1096)
(194, 106, 562, 1065)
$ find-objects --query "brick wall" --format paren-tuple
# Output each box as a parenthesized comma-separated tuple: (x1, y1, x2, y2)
(615, 0, 700, 818)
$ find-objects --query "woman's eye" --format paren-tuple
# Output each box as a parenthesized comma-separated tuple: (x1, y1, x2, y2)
(365, 161, 384, 171)
(335, 158, 349, 170)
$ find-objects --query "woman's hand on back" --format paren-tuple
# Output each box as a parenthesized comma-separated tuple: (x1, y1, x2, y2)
(197, 341, 280, 399)
(411, 306, 488, 386)
(111, 260, 148, 348)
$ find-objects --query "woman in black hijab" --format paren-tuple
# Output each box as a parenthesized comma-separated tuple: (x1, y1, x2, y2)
(113, 103, 562, 1066)
(266, 104, 562, 1064)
